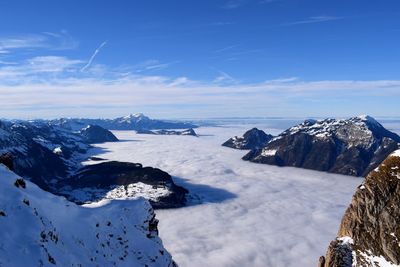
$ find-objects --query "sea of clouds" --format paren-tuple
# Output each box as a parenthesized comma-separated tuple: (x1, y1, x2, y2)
(90, 120, 388, 267)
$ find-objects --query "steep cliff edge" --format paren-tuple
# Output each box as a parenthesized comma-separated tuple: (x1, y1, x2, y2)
(319, 150, 400, 267)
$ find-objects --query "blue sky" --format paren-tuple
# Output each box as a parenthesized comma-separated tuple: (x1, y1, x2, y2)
(0, 0, 399, 119)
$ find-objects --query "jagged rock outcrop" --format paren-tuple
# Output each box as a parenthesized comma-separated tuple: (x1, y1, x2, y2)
(243, 116, 400, 176)
(0, 164, 177, 266)
(222, 128, 273, 150)
(319, 150, 400, 267)
(59, 161, 188, 209)
(136, 128, 198, 137)
(79, 124, 119, 143)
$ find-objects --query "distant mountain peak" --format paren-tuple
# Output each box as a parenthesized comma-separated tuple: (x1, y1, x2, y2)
(124, 113, 146, 119)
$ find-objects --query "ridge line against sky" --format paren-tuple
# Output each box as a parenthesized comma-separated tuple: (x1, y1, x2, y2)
(0, 0, 399, 119)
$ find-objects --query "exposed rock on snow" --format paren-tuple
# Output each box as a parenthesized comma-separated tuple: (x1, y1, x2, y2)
(0, 164, 177, 267)
(319, 151, 400, 266)
(222, 128, 273, 150)
(243, 116, 400, 176)
(79, 124, 119, 143)
(136, 128, 198, 137)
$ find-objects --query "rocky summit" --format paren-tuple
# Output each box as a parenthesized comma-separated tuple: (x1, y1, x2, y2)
(243, 116, 400, 176)
(222, 128, 274, 150)
(319, 150, 400, 267)
(79, 124, 119, 143)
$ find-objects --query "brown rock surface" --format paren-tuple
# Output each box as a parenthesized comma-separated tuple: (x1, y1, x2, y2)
(319, 152, 400, 266)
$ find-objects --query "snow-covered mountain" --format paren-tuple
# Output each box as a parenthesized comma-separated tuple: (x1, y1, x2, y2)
(0, 164, 176, 267)
(319, 150, 400, 267)
(136, 128, 198, 136)
(0, 120, 188, 208)
(48, 113, 197, 131)
(222, 128, 273, 150)
(243, 116, 400, 176)
(0, 120, 92, 189)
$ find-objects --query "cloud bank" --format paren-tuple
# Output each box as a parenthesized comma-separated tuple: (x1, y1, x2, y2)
(92, 126, 362, 267)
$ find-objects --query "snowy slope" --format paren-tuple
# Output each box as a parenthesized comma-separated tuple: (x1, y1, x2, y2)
(0, 164, 176, 267)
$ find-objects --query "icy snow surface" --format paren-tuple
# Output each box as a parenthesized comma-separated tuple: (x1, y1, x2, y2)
(91, 124, 361, 267)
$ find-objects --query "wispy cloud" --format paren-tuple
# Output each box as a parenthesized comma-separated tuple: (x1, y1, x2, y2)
(81, 41, 107, 72)
(0, 31, 78, 54)
(214, 44, 240, 53)
(283, 16, 342, 26)
(135, 59, 178, 73)
(0, 35, 47, 53)
(222, 0, 247, 9)
(222, 0, 278, 9)
(213, 71, 238, 84)
(208, 22, 235, 26)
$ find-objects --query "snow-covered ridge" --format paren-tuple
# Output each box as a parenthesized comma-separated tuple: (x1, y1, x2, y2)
(282, 115, 381, 139)
(47, 113, 196, 131)
(0, 164, 176, 266)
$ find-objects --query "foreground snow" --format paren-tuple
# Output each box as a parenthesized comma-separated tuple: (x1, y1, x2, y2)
(0, 165, 175, 267)
(91, 125, 361, 267)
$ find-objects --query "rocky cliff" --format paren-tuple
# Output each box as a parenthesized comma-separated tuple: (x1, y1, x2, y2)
(319, 150, 400, 267)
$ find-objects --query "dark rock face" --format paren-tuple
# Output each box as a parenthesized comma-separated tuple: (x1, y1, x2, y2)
(222, 128, 273, 150)
(79, 125, 119, 143)
(136, 128, 198, 136)
(243, 116, 400, 176)
(59, 161, 188, 209)
(0, 153, 13, 170)
(319, 152, 400, 266)
(49, 113, 197, 131)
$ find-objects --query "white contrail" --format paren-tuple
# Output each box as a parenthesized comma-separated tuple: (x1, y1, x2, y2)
(80, 41, 107, 72)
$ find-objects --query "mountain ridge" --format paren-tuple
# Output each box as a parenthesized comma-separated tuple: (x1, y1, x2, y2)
(243, 115, 400, 176)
